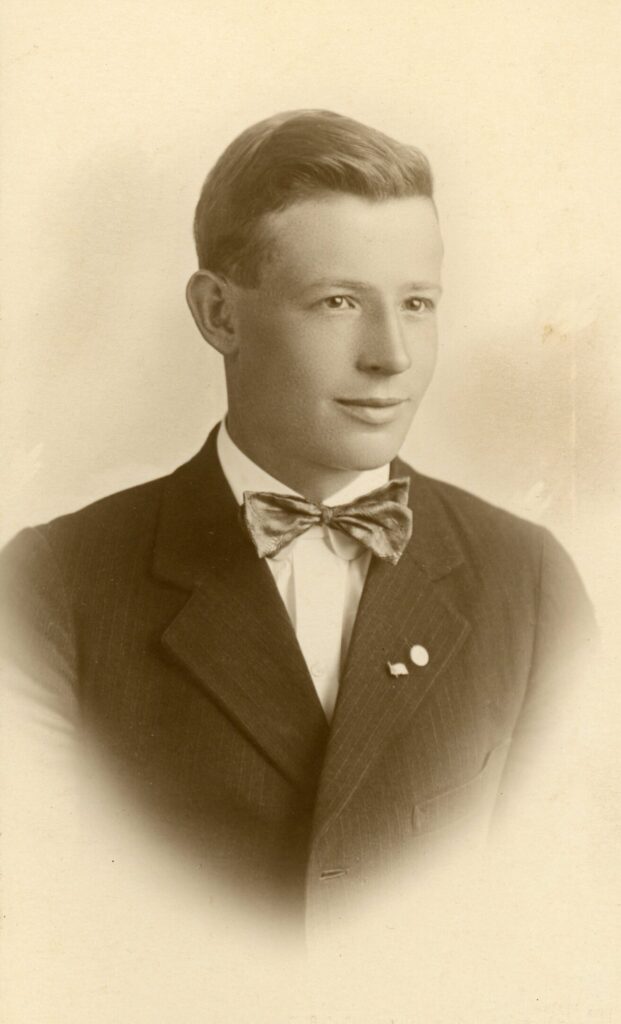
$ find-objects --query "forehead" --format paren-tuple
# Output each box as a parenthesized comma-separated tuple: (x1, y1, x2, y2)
(259, 194, 443, 287)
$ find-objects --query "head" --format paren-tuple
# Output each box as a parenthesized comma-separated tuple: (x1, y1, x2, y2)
(187, 110, 443, 500)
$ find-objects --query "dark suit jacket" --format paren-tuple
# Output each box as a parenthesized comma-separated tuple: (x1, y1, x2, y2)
(0, 428, 595, 922)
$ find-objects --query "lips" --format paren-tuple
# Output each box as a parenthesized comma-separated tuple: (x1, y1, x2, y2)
(335, 397, 410, 425)
(336, 398, 408, 407)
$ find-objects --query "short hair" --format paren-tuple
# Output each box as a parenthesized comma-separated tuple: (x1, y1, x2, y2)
(193, 109, 434, 286)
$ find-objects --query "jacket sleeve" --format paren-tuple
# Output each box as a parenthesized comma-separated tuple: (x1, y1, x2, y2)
(493, 526, 599, 829)
(0, 526, 79, 725)
(1, 528, 87, 993)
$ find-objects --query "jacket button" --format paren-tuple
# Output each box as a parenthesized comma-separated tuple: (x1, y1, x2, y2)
(320, 867, 347, 880)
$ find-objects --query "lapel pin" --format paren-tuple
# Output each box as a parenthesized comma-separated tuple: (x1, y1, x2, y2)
(409, 644, 429, 667)
(387, 661, 409, 678)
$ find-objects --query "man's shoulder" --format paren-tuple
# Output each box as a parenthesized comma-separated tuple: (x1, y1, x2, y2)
(398, 458, 546, 560)
(1, 466, 183, 595)
(0, 431, 225, 597)
(8, 475, 166, 569)
(400, 461, 595, 649)
(6, 438, 212, 558)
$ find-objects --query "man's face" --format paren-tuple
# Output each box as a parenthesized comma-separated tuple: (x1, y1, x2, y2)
(224, 193, 443, 491)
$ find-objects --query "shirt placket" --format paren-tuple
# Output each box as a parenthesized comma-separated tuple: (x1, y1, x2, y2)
(291, 529, 348, 722)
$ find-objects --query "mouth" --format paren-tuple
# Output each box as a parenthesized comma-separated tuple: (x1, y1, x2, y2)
(336, 398, 408, 408)
(335, 397, 410, 425)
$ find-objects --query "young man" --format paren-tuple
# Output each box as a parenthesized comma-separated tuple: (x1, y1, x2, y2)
(1, 111, 595, 924)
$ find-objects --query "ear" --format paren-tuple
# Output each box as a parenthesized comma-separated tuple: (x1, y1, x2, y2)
(186, 270, 238, 356)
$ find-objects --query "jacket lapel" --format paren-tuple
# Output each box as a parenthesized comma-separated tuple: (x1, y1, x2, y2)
(311, 462, 471, 838)
(153, 429, 329, 795)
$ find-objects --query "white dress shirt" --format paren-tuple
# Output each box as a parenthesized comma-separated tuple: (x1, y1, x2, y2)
(216, 421, 390, 720)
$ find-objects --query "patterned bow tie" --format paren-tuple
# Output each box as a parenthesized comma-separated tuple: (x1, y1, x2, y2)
(241, 478, 413, 565)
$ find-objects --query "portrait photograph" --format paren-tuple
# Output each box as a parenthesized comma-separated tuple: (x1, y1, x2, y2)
(1, 2, 619, 1022)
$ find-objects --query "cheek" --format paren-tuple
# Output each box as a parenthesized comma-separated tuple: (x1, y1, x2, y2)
(255, 325, 342, 394)
(235, 315, 290, 385)
(410, 328, 438, 383)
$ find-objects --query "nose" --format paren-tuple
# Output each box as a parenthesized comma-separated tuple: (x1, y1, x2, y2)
(356, 305, 412, 376)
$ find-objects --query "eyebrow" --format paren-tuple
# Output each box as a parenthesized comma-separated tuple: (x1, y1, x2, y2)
(304, 278, 442, 294)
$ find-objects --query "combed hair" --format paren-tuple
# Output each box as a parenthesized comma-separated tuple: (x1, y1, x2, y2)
(193, 109, 434, 286)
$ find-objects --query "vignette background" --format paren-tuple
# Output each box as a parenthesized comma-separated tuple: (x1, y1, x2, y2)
(1, 2, 619, 1022)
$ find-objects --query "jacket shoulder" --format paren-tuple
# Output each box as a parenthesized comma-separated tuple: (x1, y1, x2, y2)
(425, 473, 539, 532)
(2, 468, 180, 577)
(402, 463, 594, 639)
(0, 474, 178, 628)
(402, 461, 546, 562)
(40, 472, 170, 547)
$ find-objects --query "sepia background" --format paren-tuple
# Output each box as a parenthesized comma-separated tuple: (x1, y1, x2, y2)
(1, 1, 619, 1021)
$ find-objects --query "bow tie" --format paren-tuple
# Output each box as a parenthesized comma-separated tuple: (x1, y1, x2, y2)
(241, 478, 413, 565)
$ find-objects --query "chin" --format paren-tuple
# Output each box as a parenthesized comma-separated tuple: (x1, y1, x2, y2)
(330, 433, 406, 472)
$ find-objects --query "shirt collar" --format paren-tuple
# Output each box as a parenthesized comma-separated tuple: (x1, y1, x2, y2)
(216, 418, 390, 507)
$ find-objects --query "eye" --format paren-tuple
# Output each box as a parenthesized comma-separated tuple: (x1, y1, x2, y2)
(322, 295, 355, 310)
(404, 297, 434, 314)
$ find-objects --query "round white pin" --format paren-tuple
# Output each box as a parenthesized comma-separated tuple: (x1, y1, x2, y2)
(409, 644, 429, 667)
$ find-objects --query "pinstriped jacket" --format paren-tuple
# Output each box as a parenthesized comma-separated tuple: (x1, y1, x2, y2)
(0, 428, 595, 920)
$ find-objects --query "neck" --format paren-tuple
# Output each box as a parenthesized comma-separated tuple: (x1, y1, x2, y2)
(225, 419, 366, 503)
